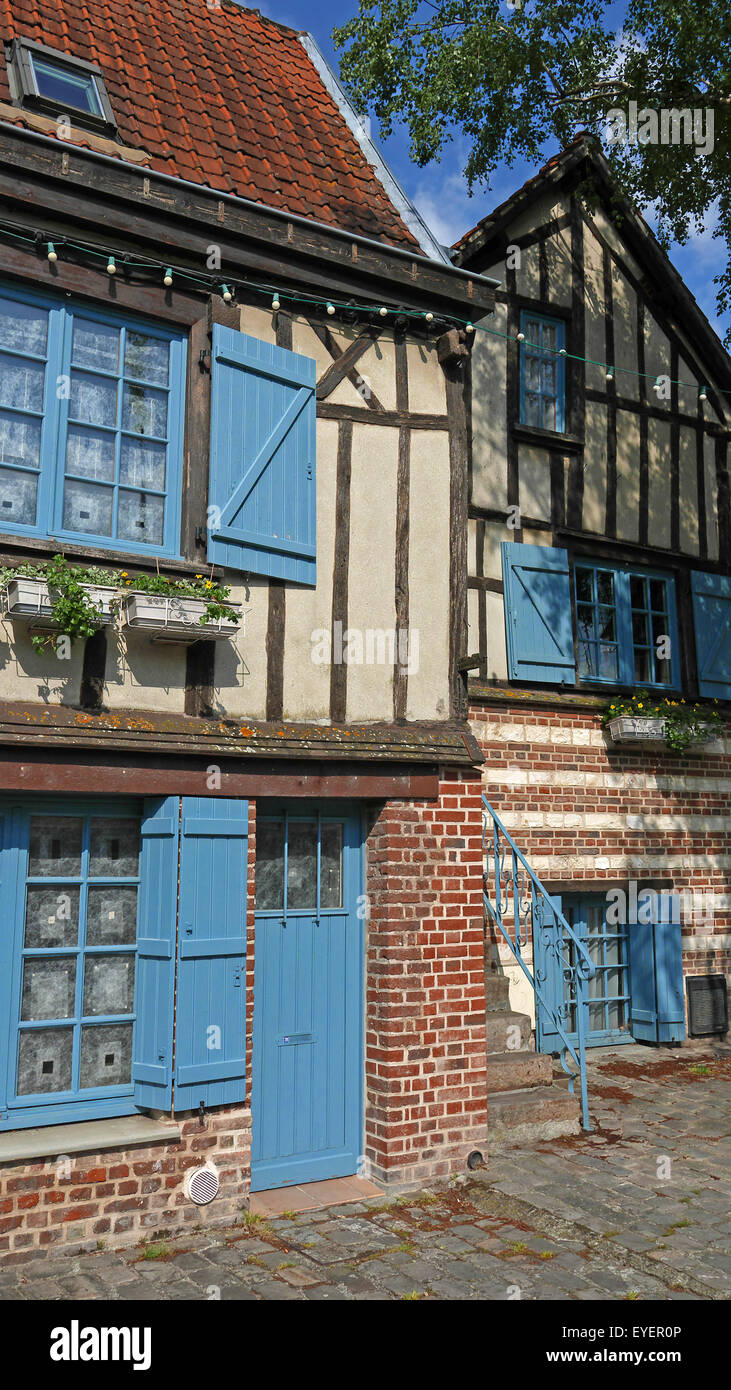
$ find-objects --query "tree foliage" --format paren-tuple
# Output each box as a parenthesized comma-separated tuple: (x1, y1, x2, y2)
(334, 0, 731, 339)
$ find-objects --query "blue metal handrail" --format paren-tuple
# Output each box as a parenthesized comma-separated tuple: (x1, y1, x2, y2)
(481, 794, 594, 1131)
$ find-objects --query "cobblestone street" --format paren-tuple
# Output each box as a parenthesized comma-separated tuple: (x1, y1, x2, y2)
(2, 1047, 728, 1303)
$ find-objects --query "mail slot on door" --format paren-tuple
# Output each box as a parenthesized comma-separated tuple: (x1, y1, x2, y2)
(277, 1033, 316, 1046)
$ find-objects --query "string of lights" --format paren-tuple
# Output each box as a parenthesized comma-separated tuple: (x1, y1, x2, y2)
(0, 217, 728, 406)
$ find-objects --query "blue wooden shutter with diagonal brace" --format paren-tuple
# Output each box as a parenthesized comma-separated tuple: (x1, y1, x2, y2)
(208, 326, 317, 584)
(174, 798, 248, 1111)
(690, 570, 731, 699)
(502, 541, 576, 684)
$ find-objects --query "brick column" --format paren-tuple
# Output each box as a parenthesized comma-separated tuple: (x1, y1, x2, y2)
(364, 770, 488, 1188)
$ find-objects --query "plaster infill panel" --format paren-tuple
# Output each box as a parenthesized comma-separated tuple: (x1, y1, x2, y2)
(406, 430, 451, 721)
(281, 417, 339, 721)
(345, 423, 398, 722)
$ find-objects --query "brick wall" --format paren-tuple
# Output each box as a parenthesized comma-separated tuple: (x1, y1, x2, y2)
(471, 700, 731, 1001)
(363, 772, 489, 1188)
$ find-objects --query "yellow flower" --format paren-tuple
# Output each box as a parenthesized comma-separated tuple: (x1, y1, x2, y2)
(205, 580, 213, 589)
(195, 574, 203, 579)
(121, 571, 128, 577)
(637, 703, 643, 709)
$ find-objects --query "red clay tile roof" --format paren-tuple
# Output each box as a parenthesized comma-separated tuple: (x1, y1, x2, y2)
(0, 0, 419, 249)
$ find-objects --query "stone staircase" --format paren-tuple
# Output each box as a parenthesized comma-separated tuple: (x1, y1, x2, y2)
(486, 970, 580, 1150)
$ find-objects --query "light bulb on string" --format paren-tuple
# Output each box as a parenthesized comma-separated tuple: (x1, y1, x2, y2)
(558, 348, 567, 357)
(378, 306, 388, 318)
(424, 311, 434, 323)
(516, 331, 525, 342)
(47, 242, 58, 263)
(163, 267, 173, 287)
(271, 292, 281, 311)
(221, 284, 233, 303)
(326, 303, 336, 316)
(699, 384, 708, 403)
(465, 322, 475, 334)
(106, 256, 116, 276)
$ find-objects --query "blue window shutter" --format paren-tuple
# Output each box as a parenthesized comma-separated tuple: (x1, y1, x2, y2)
(654, 898, 686, 1043)
(690, 570, 731, 698)
(534, 894, 565, 1052)
(133, 798, 179, 1110)
(626, 923, 658, 1043)
(502, 542, 576, 684)
(174, 798, 248, 1111)
(208, 325, 317, 584)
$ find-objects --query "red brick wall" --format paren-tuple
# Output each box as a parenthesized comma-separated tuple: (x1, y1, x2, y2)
(363, 772, 489, 1187)
(471, 701, 731, 980)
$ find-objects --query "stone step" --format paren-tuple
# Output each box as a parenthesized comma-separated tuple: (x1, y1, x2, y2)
(485, 1050, 553, 1094)
(489, 1084, 581, 1151)
(485, 1010, 532, 1053)
(485, 972, 512, 1012)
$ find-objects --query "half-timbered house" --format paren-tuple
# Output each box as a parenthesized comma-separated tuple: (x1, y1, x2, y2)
(457, 135, 730, 1144)
(0, 0, 497, 1260)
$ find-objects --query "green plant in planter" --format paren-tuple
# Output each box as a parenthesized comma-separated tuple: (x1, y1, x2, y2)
(117, 569, 238, 624)
(0, 555, 118, 655)
(0, 556, 239, 655)
(601, 691, 723, 754)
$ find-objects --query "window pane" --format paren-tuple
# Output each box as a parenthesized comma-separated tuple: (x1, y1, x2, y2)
(577, 605, 595, 641)
(21, 958, 77, 1021)
(29, 816, 83, 876)
(31, 56, 102, 116)
(287, 821, 317, 910)
(629, 575, 646, 609)
(541, 396, 557, 430)
(599, 644, 618, 679)
(80, 1023, 133, 1088)
(525, 357, 540, 390)
(608, 1000, 626, 1030)
(123, 383, 167, 438)
(541, 361, 556, 393)
(89, 818, 140, 877)
(634, 648, 650, 682)
(72, 319, 120, 373)
(320, 823, 343, 909)
(65, 425, 116, 482)
(596, 571, 614, 605)
(83, 955, 135, 1016)
(125, 333, 169, 387)
(649, 579, 667, 612)
(575, 569, 592, 603)
(632, 611, 649, 644)
(0, 298, 48, 356)
(63, 478, 113, 535)
(605, 937, 623, 966)
(256, 822, 284, 911)
(0, 411, 42, 468)
(24, 885, 80, 948)
(17, 1027, 73, 1095)
(117, 490, 164, 545)
(0, 354, 45, 411)
(70, 370, 118, 428)
(541, 322, 557, 351)
(0, 466, 38, 526)
(524, 393, 540, 426)
(120, 438, 166, 492)
(578, 643, 597, 677)
(598, 607, 616, 641)
(654, 652, 672, 685)
(87, 886, 138, 945)
(589, 1002, 604, 1031)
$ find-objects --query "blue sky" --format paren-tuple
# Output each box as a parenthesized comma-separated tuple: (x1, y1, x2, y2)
(251, 0, 725, 343)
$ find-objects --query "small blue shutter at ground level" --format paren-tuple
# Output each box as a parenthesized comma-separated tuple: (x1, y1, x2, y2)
(653, 899, 686, 1043)
(627, 911, 685, 1045)
(690, 570, 731, 699)
(174, 798, 248, 1111)
(533, 894, 565, 1052)
(502, 542, 577, 684)
(133, 798, 180, 1110)
(208, 326, 317, 584)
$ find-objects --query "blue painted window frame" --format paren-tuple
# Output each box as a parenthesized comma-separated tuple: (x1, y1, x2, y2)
(573, 561, 681, 691)
(0, 798, 144, 1131)
(0, 281, 186, 560)
(549, 894, 634, 1049)
(519, 311, 566, 433)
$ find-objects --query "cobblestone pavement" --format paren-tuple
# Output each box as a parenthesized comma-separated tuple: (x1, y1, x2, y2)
(1, 1046, 728, 1302)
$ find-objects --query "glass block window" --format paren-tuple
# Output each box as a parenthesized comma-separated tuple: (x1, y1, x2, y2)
(574, 562, 679, 689)
(12, 810, 141, 1107)
(0, 284, 186, 558)
(519, 312, 566, 432)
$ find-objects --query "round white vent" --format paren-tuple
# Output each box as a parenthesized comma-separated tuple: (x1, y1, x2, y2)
(184, 1162, 220, 1206)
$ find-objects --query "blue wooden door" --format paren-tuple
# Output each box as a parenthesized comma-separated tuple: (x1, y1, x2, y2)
(535, 894, 633, 1051)
(251, 807, 363, 1191)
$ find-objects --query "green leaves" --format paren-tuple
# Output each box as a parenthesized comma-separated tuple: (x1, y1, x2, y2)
(335, 0, 731, 340)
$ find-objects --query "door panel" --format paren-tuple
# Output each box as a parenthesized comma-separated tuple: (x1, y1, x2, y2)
(251, 808, 363, 1191)
(535, 894, 633, 1051)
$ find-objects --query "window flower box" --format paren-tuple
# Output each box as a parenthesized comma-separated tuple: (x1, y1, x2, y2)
(4, 577, 116, 626)
(122, 591, 240, 642)
(607, 715, 666, 743)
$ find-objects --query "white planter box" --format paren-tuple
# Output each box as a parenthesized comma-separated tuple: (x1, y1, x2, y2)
(122, 591, 240, 642)
(608, 716, 666, 743)
(4, 577, 116, 626)
(608, 715, 716, 748)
